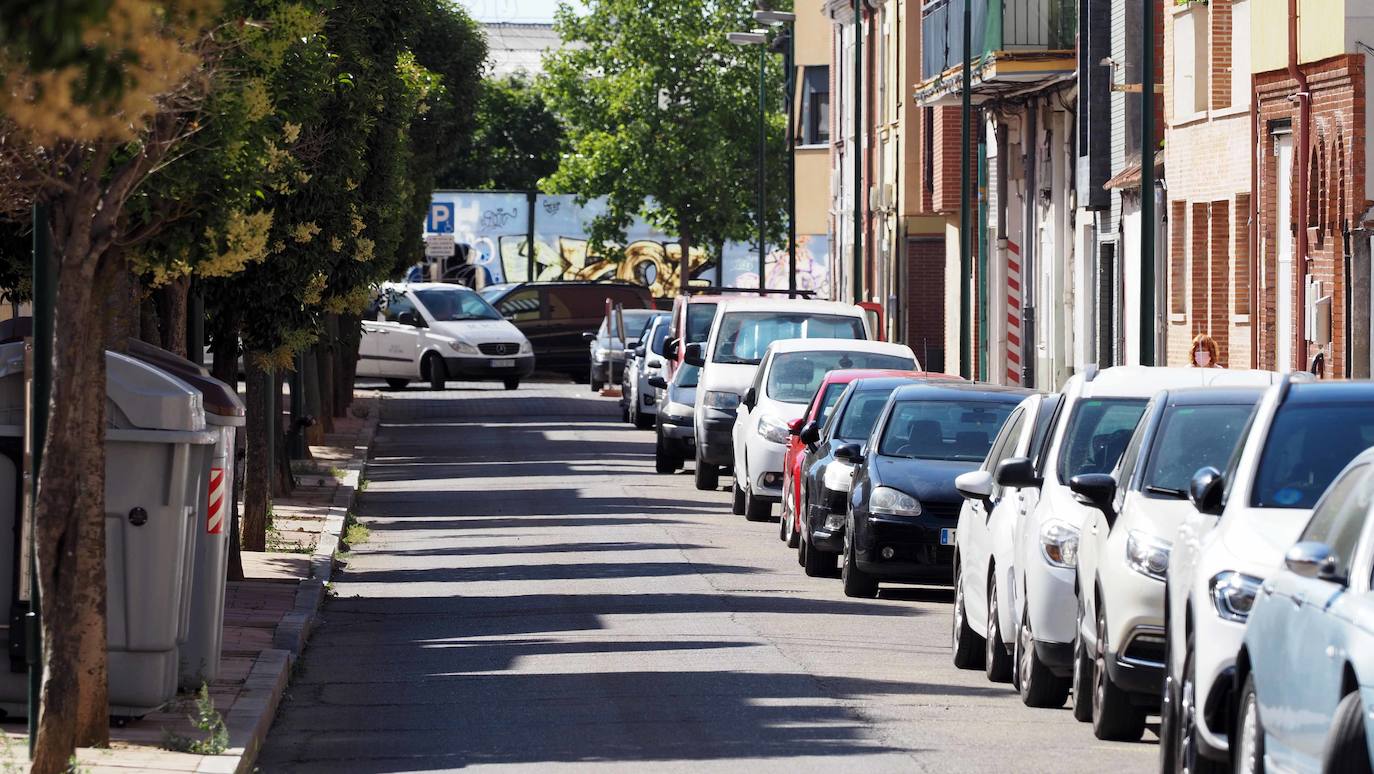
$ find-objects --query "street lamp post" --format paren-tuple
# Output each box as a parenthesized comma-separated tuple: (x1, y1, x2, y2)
(727, 30, 770, 293)
(754, 10, 798, 295)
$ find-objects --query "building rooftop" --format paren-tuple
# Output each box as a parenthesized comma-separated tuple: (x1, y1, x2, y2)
(484, 22, 562, 78)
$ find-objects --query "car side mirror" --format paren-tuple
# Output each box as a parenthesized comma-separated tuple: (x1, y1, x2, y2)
(634, 346, 646, 358)
(799, 421, 821, 446)
(742, 387, 757, 410)
(1188, 467, 1226, 515)
(787, 418, 804, 436)
(647, 375, 668, 390)
(955, 469, 994, 510)
(665, 339, 679, 359)
(1069, 473, 1118, 525)
(1284, 541, 1344, 583)
(834, 443, 863, 464)
(683, 342, 705, 367)
(582, 331, 596, 342)
(994, 457, 1040, 489)
(397, 311, 424, 328)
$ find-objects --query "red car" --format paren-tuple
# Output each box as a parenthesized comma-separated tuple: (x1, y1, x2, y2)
(778, 369, 958, 550)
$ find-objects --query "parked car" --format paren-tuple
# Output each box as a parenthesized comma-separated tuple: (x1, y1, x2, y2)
(840, 381, 1028, 598)
(796, 373, 957, 577)
(478, 280, 652, 381)
(1231, 447, 1374, 774)
(621, 314, 673, 428)
(360, 282, 534, 390)
(664, 293, 723, 377)
(587, 307, 663, 391)
(687, 297, 877, 492)
(1068, 386, 1268, 740)
(650, 363, 699, 474)
(1007, 366, 1273, 710)
(1163, 377, 1374, 773)
(951, 392, 1062, 682)
(729, 340, 917, 521)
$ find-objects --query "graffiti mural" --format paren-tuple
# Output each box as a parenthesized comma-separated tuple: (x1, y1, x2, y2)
(426, 191, 831, 298)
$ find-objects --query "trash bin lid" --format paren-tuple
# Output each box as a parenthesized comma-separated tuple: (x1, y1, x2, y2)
(126, 339, 245, 421)
(107, 351, 206, 432)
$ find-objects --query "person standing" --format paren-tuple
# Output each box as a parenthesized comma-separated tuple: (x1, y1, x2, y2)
(1189, 333, 1222, 368)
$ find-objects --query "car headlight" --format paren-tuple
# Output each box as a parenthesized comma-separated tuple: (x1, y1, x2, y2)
(518, 340, 532, 354)
(1040, 519, 1080, 568)
(1210, 571, 1263, 622)
(1125, 530, 1171, 582)
(448, 340, 479, 355)
(593, 346, 612, 361)
(704, 391, 740, 411)
(757, 415, 791, 444)
(823, 461, 854, 493)
(663, 401, 691, 420)
(870, 486, 922, 517)
(824, 511, 846, 530)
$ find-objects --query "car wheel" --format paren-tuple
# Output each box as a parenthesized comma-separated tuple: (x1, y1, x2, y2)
(744, 484, 771, 522)
(985, 576, 1012, 682)
(1323, 691, 1371, 774)
(503, 378, 520, 391)
(1092, 602, 1146, 741)
(693, 448, 719, 491)
(1071, 598, 1094, 722)
(654, 431, 676, 474)
(1234, 674, 1266, 774)
(590, 364, 603, 392)
(424, 354, 446, 390)
(784, 510, 799, 548)
(778, 505, 789, 541)
(841, 532, 878, 598)
(621, 404, 630, 423)
(1177, 636, 1225, 774)
(1016, 601, 1071, 708)
(634, 404, 654, 430)
(732, 480, 746, 515)
(385, 378, 409, 390)
(951, 555, 985, 670)
(797, 528, 808, 567)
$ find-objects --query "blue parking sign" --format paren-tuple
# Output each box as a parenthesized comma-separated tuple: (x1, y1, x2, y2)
(426, 202, 454, 233)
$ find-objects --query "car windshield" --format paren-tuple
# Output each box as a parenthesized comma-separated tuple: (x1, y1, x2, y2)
(1057, 398, 1149, 480)
(877, 400, 1016, 461)
(477, 285, 509, 302)
(599, 310, 658, 340)
(712, 312, 865, 365)
(413, 288, 502, 321)
(1141, 403, 1257, 498)
(674, 363, 700, 387)
(767, 351, 912, 404)
(685, 302, 718, 343)
(1251, 402, 1374, 508)
(835, 388, 901, 441)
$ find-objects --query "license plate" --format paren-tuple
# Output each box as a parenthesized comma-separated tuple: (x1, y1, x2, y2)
(491, 359, 514, 368)
(940, 528, 956, 546)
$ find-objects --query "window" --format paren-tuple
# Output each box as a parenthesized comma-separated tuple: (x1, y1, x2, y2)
(381, 293, 418, 324)
(801, 66, 830, 146)
(1251, 402, 1374, 509)
(1172, 3, 1210, 116)
(1299, 464, 1371, 579)
(1057, 399, 1150, 481)
(814, 382, 850, 425)
(685, 302, 717, 343)
(673, 363, 700, 387)
(650, 321, 671, 355)
(986, 409, 1028, 497)
(877, 400, 1018, 462)
(766, 351, 913, 403)
(711, 312, 865, 365)
(1141, 403, 1257, 497)
(1234, 194, 1252, 314)
(1230, 0, 1251, 109)
(496, 288, 540, 322)
(835, 388, 901, 441)
(412, 287, 501, 321)
(1171, 201, 1188, 313)
(547, 287, 607, 321)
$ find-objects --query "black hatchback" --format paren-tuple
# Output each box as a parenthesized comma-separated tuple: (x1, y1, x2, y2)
(840, 382, 1030, 598)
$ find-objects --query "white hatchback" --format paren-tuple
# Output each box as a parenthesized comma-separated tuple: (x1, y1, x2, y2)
(728, 338, 917, 521)
(360, 283, 534, 390)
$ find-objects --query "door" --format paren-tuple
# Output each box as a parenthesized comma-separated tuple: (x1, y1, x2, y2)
(1275, 132, 1295, 372)
(544, 286, 608, 374)
(358, 298, 387, 377)
(376, 293, 423, 378)
(965, 405, 1028, 634)
(493, 285, 542, 361)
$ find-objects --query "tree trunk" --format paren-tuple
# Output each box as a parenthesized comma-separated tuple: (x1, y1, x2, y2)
(159, 276, 190, 358)
(315, 336, 336, 435)
(241, 360, 271, 553)
(272, 369, 295, 494)
(334, 315, 360, 416)
(678, 228, 692, 295)
(138, 284, 160, 347)
(303, 347, 325, 445)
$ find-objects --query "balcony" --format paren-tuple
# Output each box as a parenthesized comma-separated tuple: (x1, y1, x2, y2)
(915, 0, 1077, 105)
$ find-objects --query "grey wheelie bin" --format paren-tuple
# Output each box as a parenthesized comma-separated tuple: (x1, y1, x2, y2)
(126, 340, 245, 688)
(0, 347, 214, 717)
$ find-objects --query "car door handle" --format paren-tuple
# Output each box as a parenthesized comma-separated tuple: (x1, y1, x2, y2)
(1293, 593, 1307, 608)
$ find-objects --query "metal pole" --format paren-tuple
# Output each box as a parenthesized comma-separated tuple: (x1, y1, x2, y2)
(758, 45, 767, 292)
(525, 190, 537, 282)
(28, 202, 53, 756)
(853, 0, 863, 305)
(959, 0, 973, 379)
(786, 31, 798, 295)
(1140, 0, 1156, 365)
(288, 354, 306, 459)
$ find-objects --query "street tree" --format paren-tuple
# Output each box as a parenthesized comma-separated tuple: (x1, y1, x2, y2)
(450, 74, 563, 191)
(542, 0, 789, 290)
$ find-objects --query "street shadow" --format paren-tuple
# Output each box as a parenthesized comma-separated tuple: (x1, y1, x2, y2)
(880, 586, 956, 603)
(365, 541, 713, 558)
(338, 560, 764, 585)
(355, 490, 724, 519)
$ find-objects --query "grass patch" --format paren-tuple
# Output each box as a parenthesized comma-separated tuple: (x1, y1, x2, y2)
(265, 521, 315, 554)
(357, 476, 369, 493)
(162, 684, 228, 755)
(337, 510, 370, 555)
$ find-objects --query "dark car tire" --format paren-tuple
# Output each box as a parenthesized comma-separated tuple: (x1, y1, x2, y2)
(1174, 637, 1225, 774)
(621, 404, 629, 423)
(1234, 674, 1266, 774)
(655, 431, 677, 474)
(1015, 600, 1071, 708)
(732, 480, 746, 515)
(385, 378, 409, 390)
(503, 378, 520, 391)
(744, 485, 771, 522)
(590, 363, 603, 392)
(802, 538, 837, 577)
(694, 450, 720, 491)
(985, 578, 1013, 682)
(783, 510, 799, 548)
(1071, 599, 1094, 723)
(951, 556, 985, 669)
(1323, 691, 1371, 774)
(1093, 603, 1146, 741)
(842, 535, 879, 598)
(634, 407, 654, 430)
(424, 354, 446, 391)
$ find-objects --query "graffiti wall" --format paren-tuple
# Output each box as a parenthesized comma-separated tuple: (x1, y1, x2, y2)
(426, 191, 831, 298)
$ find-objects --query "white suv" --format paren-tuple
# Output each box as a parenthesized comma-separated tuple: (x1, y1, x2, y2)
(1069, 382, 1273, 741)
(1162, 377, 1374, 772)
(729, 338, 916, 521)
(685, 297, 874, 491)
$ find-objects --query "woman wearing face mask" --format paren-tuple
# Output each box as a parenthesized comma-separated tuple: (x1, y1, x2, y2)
(1189, 333, 1222, 368)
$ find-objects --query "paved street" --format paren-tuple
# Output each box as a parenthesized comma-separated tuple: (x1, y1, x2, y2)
(259, 382, 1158, 773)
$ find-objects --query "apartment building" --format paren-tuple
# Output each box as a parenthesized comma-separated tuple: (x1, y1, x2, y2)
(792, 0, 835, 296)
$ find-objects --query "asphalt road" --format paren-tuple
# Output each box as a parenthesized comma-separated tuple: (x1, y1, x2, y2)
(258, 381, 1158, 773)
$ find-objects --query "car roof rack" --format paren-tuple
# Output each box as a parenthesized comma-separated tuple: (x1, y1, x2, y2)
(685, 285, 817, 299)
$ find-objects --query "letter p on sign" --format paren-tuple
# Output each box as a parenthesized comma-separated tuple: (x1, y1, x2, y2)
(427, 202, 454, 234)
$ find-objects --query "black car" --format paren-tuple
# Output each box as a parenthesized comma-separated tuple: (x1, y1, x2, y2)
(796, 375, 939, 577)
(841, 382, 1030, 598)
(479, 280, 654, 381)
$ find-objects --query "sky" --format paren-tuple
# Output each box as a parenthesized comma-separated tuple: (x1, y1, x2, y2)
(455, 0, 566, 23)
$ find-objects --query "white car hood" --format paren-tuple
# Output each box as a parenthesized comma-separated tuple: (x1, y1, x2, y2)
(1218, 506, 1313, 574)
(430, 319, 527, 345)
(1043, 479, 1097, 531)
(702, 362, 758, 397)
(1122, 494, 1197, 542)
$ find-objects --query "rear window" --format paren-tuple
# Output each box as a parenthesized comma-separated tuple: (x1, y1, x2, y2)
(713, 312, 865, 365)
(835, 388, 900, 441)
(877, 400, 1017, 462)
(767, 350, 912, 403)
(685, 302, 718, 343)
(1250, 402, 1374, 509)
(1141, 403, 1256, 498)
(650, 321, 671, 354)
(1056, 398, 1149, 480)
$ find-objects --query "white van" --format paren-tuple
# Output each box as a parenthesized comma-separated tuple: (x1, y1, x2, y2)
(684, 297, 877, 491)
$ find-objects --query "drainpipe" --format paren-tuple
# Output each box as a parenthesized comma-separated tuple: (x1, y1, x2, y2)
(1288, 0, 1310, 368)
(959, 0, 974, 379)
(1023, 103, 1038, 389)
(853, 0, 864, 305)
(1139, 0, 1157, 365)
(1251, 76, 1260, 366)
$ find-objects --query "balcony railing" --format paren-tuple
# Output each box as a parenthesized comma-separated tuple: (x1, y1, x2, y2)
(920, 0, 1077, 82)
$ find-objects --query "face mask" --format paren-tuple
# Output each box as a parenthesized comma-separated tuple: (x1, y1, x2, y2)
(1194, 350, 1211, 367)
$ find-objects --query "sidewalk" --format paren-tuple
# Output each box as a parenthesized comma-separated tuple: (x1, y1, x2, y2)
(0, 392, 380, 773)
